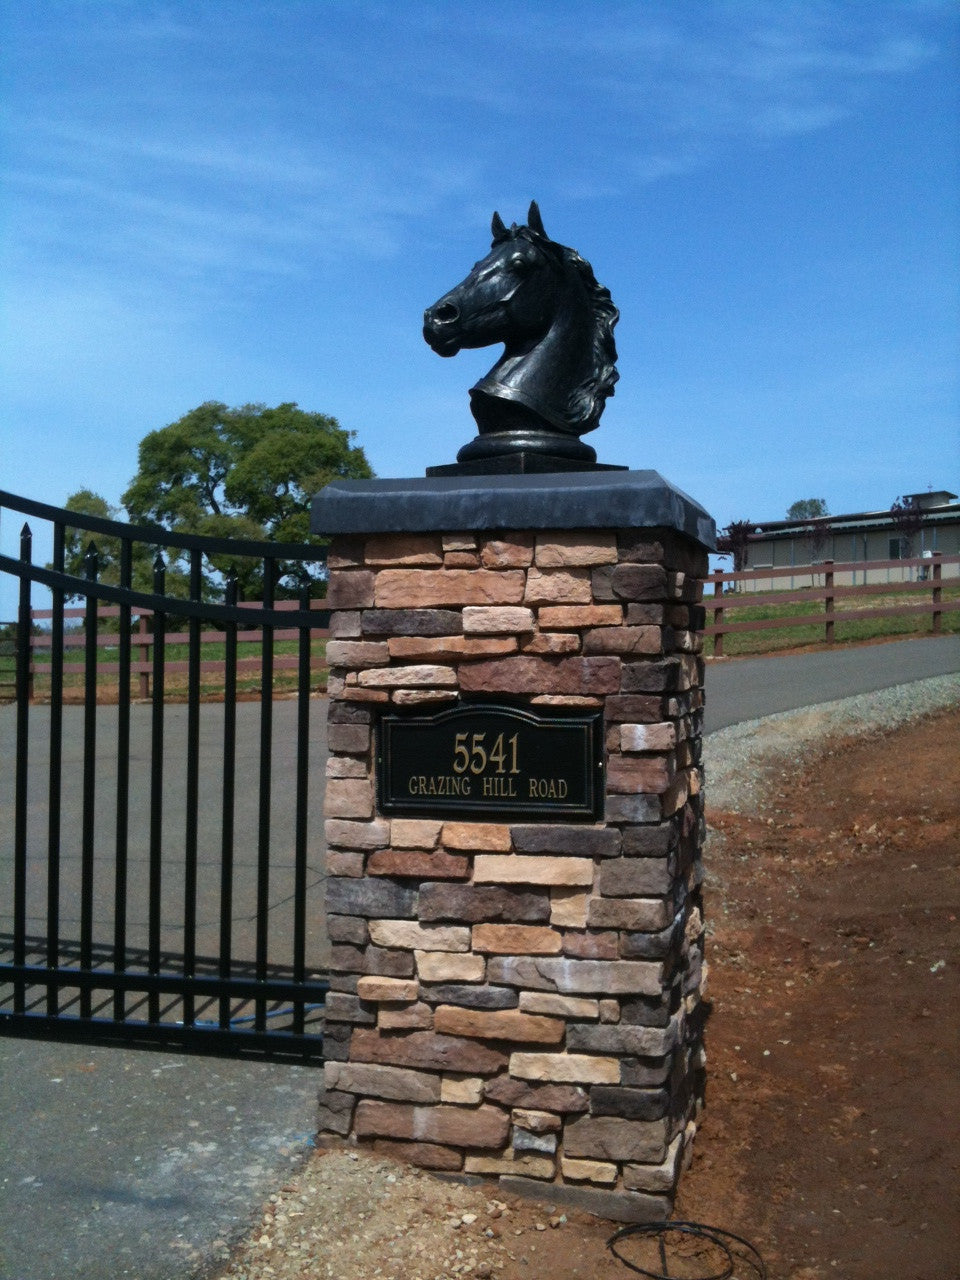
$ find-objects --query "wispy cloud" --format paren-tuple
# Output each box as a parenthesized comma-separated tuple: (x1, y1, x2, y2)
(2, 0, 947, 291)
(539, 3, 945, 170)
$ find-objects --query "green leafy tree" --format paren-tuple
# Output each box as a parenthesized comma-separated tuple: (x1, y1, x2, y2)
(121, 401, 373, 596)
(54, 490, 160, 607)
(61, 489, 123, 586)
(786, 498, 829, 520)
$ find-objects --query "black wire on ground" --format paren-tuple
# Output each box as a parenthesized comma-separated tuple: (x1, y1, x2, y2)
(606, 1220, 767, 1280)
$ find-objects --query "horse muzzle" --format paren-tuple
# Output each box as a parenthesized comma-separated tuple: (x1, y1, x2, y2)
(423, 299, 464, 356)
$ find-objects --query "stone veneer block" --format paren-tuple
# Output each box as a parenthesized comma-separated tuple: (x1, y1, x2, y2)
(373, 1140, 464, 1171)
(367, 921, 470, 951)
(442, 822, 512, 851)
(441, 1075, 484, 1105)
(326, 570, 375, 609)
(364, 533, 443, 565)
(419, 883, 549, 924)
(521, 632, 580, 655)
(356, 976, 419, 1003)
(522, 566, 592, 605)
(459, 655, 620, 696)
(473, 855, 594, 887)
(511, 826, 621, 858)
(357, 664, 458, 688)
(462, 606, 535, 633)
(486, 956, 663, 995)
(549, 889, 590, 928)
(471, 924, 562, 954)
(374, 568, 526, 608)
(538, 604, 624, 628)
(534, 532, 618, 566)
(366, 849, 470, 880)
(385, 635, 517, 661)
(350, 1029, 509, 1074)
(561, 1157, 619, 1185)
(354, 1100, 510, 1148)
(325, 640, 391, 667)
(415, 952, 486, 982)
(620, 722, 678, 752)
(323, 778, 375, 819)
(324, 1062, 441, 1104)
(465, 1154, 556, 1179)
(324, 818, 391, 850)
(315, 478, 711, 1225)
(563, 1115, 669, 1164)
(434, 1007, 565, 1044)
(606, 755, 674, 793)
(378, 1003, 433, 1030)
(519, 992, 600, 1018)
(480, 535, 535, 568)
(390, 819, 442, 848)
(509, 1052, 620, 1084)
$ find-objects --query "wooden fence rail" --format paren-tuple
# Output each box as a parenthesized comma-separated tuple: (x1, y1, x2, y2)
(18, 599, 331, 698)
(707, 551, 960, 657)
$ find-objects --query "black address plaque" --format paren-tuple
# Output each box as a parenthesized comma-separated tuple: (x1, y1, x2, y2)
(376, 702, 604, 822)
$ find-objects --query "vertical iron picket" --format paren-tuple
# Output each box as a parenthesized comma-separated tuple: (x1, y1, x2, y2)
(255, 557, 276, 1033)
(218, 569, 238, 1031)
(113, 536, 133, 1021)
(79, 543, 100, 1018)
(46, 520, 66, 1013)
(13, 524, 32, 1015)
(182, 547, 203, 1028)
(292, 575, 311, 1033)
(148, 552, 166, 1025)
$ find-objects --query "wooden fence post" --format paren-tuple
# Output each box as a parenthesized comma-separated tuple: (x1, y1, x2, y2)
(27, 609, 35, 703)
(137, 614, 151, 698)
(823, 561, 835, 644)
(931, 552, 942, 634)
(712, 567, 725, 657)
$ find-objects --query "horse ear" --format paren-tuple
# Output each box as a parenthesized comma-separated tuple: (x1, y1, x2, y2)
(491, 211, 508, 241)
(527, 201, 546, 238)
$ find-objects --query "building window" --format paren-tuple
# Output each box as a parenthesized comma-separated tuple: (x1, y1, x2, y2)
(888, 537, 905, 559)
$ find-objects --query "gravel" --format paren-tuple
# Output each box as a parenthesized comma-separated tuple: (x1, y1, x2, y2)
(703, 672, 959, 814)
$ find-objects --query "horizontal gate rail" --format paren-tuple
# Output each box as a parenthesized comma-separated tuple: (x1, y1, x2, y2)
(1, 489, 329, 1062)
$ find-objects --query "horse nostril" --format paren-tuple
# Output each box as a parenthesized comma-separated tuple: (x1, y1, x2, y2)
(430, 302, 459, 325)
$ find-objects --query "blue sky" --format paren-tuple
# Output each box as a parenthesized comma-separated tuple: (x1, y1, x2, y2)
(1, 0, 957, 602)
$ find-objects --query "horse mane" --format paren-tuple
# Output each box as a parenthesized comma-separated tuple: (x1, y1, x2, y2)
(560, 244, 619, 432)
(495, 218, 619, 433)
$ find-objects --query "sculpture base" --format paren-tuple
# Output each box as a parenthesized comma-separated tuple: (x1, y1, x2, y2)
(427, 451, 628, 477)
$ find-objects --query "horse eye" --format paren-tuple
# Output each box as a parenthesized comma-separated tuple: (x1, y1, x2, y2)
(510, 255, 531, 274)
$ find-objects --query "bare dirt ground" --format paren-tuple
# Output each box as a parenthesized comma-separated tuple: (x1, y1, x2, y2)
(211, 706, 960, 1280)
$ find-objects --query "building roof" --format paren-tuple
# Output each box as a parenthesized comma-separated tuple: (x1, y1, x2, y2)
(748, 492, 960, 540)
(904, 490, 957, 508)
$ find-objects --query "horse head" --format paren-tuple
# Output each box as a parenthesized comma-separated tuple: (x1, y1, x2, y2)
(423, 203, 618, 446)
(423, 202, 565, 359)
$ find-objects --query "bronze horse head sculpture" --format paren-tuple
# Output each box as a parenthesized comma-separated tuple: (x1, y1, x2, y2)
(423, 202, 619, 468)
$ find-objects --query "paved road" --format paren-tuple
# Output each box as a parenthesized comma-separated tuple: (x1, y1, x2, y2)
(1, 634, 957, 1280)
(703, 633, 960, 733)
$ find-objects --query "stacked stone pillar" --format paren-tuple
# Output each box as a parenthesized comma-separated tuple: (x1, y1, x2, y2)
(312, 473, 712, 1223)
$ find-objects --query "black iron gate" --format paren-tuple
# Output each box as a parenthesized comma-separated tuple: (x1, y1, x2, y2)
(0, 490, 329, 1061)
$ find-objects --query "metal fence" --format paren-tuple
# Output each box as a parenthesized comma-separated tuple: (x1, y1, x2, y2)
(0, 489, 329, 1060)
